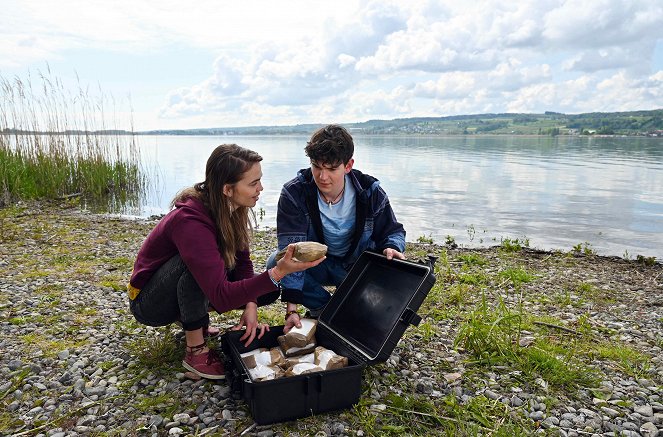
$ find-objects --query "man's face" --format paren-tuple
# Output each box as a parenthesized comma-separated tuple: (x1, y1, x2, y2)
(310, 159, 353, 196)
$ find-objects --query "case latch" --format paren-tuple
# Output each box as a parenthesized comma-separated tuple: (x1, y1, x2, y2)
(400, 308, 422, 326)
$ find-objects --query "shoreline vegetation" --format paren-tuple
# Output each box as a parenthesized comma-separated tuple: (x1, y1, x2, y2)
(0, 72, 146, 209)
(0, 201, 661, 436)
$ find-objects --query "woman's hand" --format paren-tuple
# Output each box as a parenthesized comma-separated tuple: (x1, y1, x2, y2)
(231, 302, 269, 347)
(275, 244, 326, 275)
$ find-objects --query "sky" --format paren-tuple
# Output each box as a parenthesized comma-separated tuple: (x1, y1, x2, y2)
(2, 0, 662, 131)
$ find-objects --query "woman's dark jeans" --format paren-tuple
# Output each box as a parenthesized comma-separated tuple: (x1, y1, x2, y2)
(130, 255, 279, 331)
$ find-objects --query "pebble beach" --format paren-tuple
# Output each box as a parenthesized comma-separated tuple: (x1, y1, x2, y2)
(1, 202, 662, 436)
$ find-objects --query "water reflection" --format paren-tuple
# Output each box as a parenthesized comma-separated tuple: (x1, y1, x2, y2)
(126, 135, 663, 259)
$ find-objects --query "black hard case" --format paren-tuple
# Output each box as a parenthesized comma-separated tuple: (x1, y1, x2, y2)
(222, 251, 436, 425)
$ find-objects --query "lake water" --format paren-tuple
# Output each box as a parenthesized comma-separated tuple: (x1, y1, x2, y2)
(129, 135, 663, 260)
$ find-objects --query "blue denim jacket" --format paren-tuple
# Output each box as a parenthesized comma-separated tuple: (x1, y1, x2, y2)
(276, 168, 406, 303)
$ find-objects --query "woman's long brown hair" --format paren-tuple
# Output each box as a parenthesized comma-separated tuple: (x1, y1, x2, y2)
(172, 144, 262, 269)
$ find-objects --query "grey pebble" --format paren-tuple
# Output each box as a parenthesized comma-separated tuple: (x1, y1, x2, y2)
(530, 411, 545, 421)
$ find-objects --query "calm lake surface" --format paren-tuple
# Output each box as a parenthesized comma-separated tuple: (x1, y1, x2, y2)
(129, 135, 663, 260)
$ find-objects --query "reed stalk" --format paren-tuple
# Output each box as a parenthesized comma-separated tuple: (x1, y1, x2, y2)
(0, 68, 146, 210)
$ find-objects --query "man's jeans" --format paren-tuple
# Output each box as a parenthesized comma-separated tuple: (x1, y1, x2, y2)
(266, 250, 348, 311)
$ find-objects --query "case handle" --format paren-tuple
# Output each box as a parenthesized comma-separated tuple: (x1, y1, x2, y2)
(400, 308, 422, 326)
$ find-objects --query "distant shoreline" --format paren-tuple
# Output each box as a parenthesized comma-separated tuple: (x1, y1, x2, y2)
(3, 132, 663, 138)
(2, 108, 662, 137)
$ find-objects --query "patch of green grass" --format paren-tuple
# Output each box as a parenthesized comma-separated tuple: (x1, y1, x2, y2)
(445, 283, 471, 306)
(636, 255, 657, 266)
(518, 342, 598, 389)
(455, 297, 522, 365)
(593, 343, 651, 378)
(423, 305, 459, 323)
(458, 271, 489, 285)
(574, 282, 616, 305)
(124, 328, 182, 372)
(0, 411, 25, 432)
(456, 296, 597, 391)
(8, 316, 28, 325)
(498, 267, 536, 286)
(19, 333, 87, 358)
(0, 205, 25, 242)
(133, 393, 186, 417)
(500, 238, 529, 252)
(0, 369, 33, 433)
(53, 253, 97, 267)
(34, 282, 65, 295)
(98, 361, 116, 372)
(416, 321, 439, 342)
(99, 278, 125, 291)
(537, 288, 581, 307)
(571, 242, 596, 256)
(363, 393, 533, 436)
(349, 398, 379, 435)
(16, 270, 50, 280)
(417, 234, 434, 244)
(455, 253, 488, 267)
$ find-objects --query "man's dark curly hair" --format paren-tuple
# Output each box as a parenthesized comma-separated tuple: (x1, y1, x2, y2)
(305, 124, 354, 166)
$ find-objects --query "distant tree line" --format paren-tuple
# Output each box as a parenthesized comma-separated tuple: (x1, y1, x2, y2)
(3, 110, 662, 137)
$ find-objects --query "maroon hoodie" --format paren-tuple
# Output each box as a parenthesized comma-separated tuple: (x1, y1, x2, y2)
(129, 197, 275, 312)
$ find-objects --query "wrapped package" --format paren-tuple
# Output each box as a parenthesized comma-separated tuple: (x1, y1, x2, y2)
(248, 364, 284, 381)
(280, 318, 318, 349)
(284, 352, 315, 368)
(275, 242, 327, 262)
(314, 346, 348, 370)
(241, 347, 285, 369)
(278, 335, 316, 357)
(284, 362, 324, 377)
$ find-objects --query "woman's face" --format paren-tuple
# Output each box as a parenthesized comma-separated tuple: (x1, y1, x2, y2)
(224, 162, 263, 208)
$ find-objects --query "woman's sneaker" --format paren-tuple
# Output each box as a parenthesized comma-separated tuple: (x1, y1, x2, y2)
(182, 346, 225, 380)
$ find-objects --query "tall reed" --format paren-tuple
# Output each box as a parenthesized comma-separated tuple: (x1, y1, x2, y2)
(0, 68, 146, 210)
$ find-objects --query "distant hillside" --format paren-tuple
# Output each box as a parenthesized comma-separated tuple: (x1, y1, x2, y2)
(138, 109, 663, 137)
(4, 109, 662, 137)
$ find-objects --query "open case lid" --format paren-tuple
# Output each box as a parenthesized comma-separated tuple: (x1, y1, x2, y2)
(317, 251, 436, 365)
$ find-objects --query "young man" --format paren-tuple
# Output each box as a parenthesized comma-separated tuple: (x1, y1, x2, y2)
(268, 124, 406, 332)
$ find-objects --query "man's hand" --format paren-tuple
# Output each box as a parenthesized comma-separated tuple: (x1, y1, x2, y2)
(231, 302, 269, 347)
(383, 248, 406, 260)
(283, 302, 302, 334)
(284, 312, 302, 334)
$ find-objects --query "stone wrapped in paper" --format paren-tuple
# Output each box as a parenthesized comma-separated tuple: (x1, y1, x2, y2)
(278, 335, 316, 357)
(240, 348, 267, 368)
(275, 241, 328, 262)
(248, 364, 284, 381)
(284, 351, 315, 368)
(241, 347, 285, 369)
(314, 346, 348, 370)
(284, 362, 324, 377)
(281, 318, 317, 349)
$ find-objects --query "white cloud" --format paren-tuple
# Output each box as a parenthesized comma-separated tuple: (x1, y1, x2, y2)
(543, 0, 663, 48)
(563, 44, 656, 74)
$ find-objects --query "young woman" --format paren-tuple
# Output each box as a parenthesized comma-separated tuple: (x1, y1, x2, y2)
(127, 144, 325, 379)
